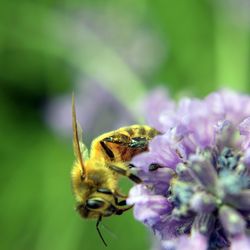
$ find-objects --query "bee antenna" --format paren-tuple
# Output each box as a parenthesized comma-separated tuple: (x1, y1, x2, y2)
(96, 216, 108, 247)
(72, 93, 85, 176)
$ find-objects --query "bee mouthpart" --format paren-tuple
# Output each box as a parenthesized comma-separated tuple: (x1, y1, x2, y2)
(76, 203, 89, 218)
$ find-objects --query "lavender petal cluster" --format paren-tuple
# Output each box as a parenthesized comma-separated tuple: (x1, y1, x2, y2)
(127, 89, 250, 250)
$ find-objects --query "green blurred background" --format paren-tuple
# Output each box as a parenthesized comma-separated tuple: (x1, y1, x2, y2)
(0, 1, 249, 250)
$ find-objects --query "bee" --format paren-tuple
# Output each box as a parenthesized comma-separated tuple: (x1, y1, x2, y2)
(71, 95, 159, 245)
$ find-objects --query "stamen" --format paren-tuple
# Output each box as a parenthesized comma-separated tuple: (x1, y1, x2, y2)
(192, 213, 215, 236)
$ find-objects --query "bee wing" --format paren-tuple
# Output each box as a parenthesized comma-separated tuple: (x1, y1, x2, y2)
(72, 94, 86, 176)
(102, 133, 148, 149)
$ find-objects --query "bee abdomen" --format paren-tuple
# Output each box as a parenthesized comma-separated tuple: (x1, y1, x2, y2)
(92, 125, 159, 163)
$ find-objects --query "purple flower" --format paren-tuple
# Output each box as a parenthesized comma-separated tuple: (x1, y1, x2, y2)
(127, 89, 250, 250)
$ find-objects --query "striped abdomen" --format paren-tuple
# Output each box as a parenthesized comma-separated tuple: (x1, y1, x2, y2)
(90, 125, 159, 163)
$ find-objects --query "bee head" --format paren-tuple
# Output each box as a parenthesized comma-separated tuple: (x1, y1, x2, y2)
(76, 194, 117, 219)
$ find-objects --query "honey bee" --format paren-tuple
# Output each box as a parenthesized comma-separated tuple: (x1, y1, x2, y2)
(71, 95, 159, 245)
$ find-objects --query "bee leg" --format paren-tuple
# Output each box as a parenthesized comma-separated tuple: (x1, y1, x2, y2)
(96, 215, 107, 247)
(128, 163, 136, 168)
(116, 199, 127, 206)
(115, 205, 133, 215)
(100, 141, 115, 161)
(108, 164, 142, 184)
(114, 190, 128, 198)
(113, 199, 133, 215)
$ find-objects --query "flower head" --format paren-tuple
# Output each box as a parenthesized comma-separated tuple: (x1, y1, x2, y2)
(128, 89, 250, 250)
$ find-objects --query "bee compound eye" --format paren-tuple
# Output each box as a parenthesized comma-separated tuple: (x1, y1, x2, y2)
(86, 199, 105, 209)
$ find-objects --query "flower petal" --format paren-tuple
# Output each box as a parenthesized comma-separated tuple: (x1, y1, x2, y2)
(127, 185, 172, 227)
(188, 153, 218, 191)
(230, 234, 250, 250)
(219, 205, 246, 236)
(192, 213, 215, 236)
(190, 192, 217, 213)
(175, 232, 208, 250)
(239, 116, 250, 149)
(224, 190, 250, 211)
(145, 88, 175, 133)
